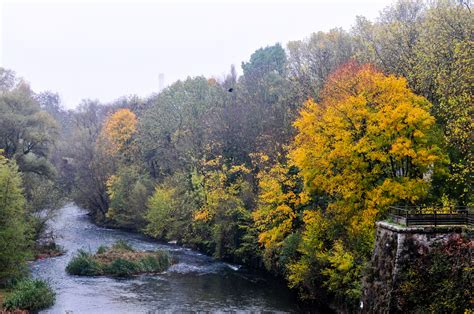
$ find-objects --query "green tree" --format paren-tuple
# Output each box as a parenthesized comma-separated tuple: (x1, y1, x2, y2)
(106, 166, 152, 230)
(0, 68, 61, 239)
(139, 77, 225, 178)
(0, 154, 30, 286)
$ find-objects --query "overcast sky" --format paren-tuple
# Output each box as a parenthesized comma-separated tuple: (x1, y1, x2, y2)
(1, 0, 393, 109)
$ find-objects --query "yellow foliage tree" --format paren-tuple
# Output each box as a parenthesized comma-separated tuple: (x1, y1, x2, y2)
(253, 157, 309, 271)
(99, 108, 138, 161)
(287, 62, 445, 302)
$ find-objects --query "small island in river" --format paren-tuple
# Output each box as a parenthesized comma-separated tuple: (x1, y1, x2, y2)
(66, 240, 174, 277)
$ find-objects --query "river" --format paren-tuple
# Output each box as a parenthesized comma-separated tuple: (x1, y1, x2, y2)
(31, 204, 303, 313)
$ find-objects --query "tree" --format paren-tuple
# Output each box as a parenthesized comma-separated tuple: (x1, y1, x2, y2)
(241, 43, 287, 83)
(106, 166, 152, 230)
(287, 62, 445, 303)
(0, 69, 61, 239)
(99, 108, 138, 162)
(0, 79, 58, 177)
(192, 159, 255, 262)
(231, 44, 300, 164)
(138, 77, 225, 178)
(413, 0, 473, 204)
(287, 28, 356, 99)
(68, 100, 112, 219)
(0, 154, 30, 286)
(353, 0, 473, 204)
(253, 156, 308, 273)
(352, 0, 425, 86)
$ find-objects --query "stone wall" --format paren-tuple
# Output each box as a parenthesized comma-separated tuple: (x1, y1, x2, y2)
(361, 222, 471, 313)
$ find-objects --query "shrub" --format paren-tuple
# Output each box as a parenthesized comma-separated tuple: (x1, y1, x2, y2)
(105, 258, 139, 277)
(65, 250, 102, 276)
(96, 245, 108, 254)
(111, 240, 134, 252)
(2, 279, 55, 311)
(139, 253, 172, 273)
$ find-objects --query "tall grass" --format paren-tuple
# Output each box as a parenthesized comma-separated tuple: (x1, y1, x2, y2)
(2, 279, 55, 311)
(65, 250, 103, 275)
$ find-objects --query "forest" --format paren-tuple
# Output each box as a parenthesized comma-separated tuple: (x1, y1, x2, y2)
(0, 0, 472, 312)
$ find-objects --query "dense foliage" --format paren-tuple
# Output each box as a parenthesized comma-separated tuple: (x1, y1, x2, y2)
(0, 155, 30, 286)
(0, 0, 471, 310)
(2, 279, 55, 312)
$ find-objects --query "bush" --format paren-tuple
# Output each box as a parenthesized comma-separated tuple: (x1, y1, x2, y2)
(111, 240, 134, 251)
(96, 245, 108, 254)
(105, 258, 139, 277)
(2, 279, 55, 311)
(139, 253, 172, 273)
(65, 250, 102, 276)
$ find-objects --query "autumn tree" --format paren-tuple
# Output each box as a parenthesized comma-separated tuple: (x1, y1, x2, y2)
(96, 108, 152, 229)
(99, 108, 138, 163)
(253, 154, 308, 273)
(105, 166, 152, 230)
(192, 159, 255, 262)
(287, 63, 445, 303)
(353, 0, 473, 204)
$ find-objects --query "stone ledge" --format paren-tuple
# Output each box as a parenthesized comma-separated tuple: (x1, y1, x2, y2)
(376, 221, 471, 234)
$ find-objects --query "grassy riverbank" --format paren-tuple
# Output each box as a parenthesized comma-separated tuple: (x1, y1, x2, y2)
(66, 240, 173, 277)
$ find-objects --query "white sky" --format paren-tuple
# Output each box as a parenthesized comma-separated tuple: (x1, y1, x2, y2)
(0, 0, 393, 109)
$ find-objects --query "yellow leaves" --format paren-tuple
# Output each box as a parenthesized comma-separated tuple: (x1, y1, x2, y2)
(192, 158, 249, 224)
(253, 161, 306, 249)
(106, 175, 119, 199)
(285, 63, 447, 302)
(194, 208, 212, 222)
(390, 137, 416, 158)
(99, 109, 138, 157)
(320, 240, 362, 300)
(229, 164, 251, 175)
(291, 63, 443, 201)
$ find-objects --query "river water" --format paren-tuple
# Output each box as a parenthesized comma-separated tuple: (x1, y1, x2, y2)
(31, 204, 302, 313)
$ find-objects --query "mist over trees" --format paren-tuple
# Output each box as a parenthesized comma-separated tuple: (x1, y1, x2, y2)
(0, 0, 471, 311)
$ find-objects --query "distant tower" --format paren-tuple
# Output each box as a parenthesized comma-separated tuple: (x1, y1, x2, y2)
(158, 73, 165, 92)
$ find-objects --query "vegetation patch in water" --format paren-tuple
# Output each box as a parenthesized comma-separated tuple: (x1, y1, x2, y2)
(66, 240, 173, 277)
(2, 279, 55, 312)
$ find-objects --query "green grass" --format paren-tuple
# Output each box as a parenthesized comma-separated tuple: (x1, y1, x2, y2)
(111, 240, 134, 251)
(2, 279, 55, 311)
(65, 250, 103, 276)
(66, 241, 173, 277)
(105, 258, 140, 277)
